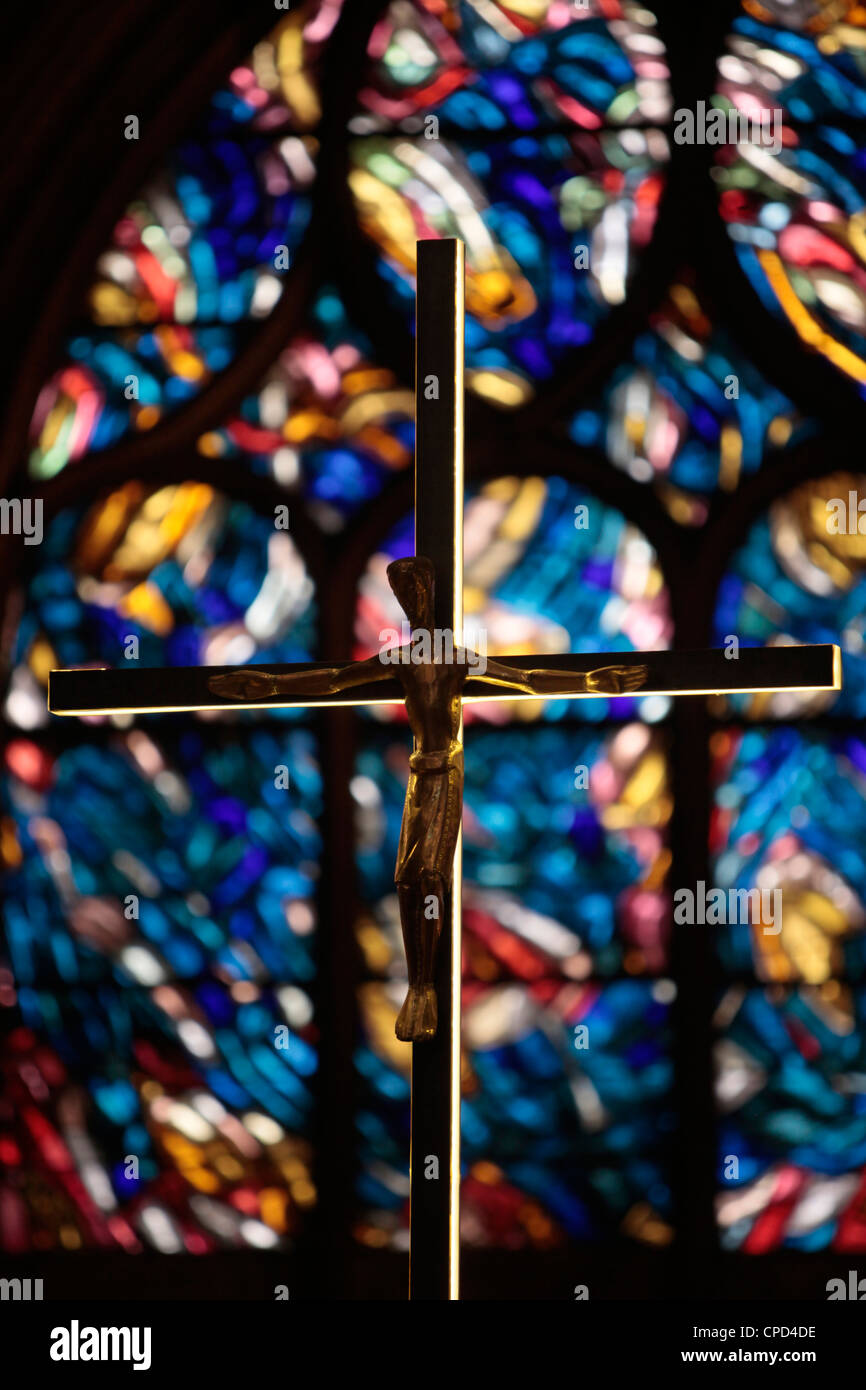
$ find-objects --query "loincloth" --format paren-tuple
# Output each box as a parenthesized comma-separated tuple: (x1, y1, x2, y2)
(395, 742, 464, 886)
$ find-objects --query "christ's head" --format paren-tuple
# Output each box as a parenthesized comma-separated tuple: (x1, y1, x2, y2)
(387, 555, 434, 632)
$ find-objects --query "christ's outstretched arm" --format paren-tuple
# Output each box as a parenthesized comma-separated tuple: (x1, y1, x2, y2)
(472, 658, 649, 697)
(207, 654, 393, 702)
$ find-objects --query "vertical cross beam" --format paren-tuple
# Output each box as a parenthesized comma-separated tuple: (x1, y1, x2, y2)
(409, 238, 464, 1299)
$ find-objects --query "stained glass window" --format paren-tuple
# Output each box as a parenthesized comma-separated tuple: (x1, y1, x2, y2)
(355, 475, 672, 724)
(355, 724, 674, 1248)
(570, 274, 809, 524)
(350, 0, 671, 406)
(711, 465, 866, 1250)
(711, 727, 866, 981)
(716, 985, 866, 1252)
(714, 3, 866, 386)
(201, 287, 415, 523)
(7, 0, 866, 1299)
(713, 473, 866, 719)
(6, 483, 315, 730)
(27, 6, 338, 480)
(2, 490, 321, 1250)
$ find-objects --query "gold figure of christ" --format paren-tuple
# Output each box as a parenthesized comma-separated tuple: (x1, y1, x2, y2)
(209, 557, 647, 1043)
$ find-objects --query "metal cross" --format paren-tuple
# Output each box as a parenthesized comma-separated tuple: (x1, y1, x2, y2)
(49, 238, 840, 1300)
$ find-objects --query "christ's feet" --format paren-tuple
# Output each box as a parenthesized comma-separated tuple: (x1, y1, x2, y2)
(395, 985, 438, 1043)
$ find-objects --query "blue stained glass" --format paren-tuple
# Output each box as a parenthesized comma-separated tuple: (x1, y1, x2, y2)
(3, 728, 321, 991)
(207, 287, 415, 520)
(355, 979, 675, 1249)
(569, 279, 809, 522)
(723, 13, 866, 124)
(716, 123, 866, 380)
(363, 3, 670, 128)
(352, 3, 671, 405)
(353, 725, 675, 1249)
(2, 983, 317, 1250)
(356, 726, 671, 980)
(713, 475, 866, 718)
(715, 10, 866, 385)
(1, 723, 321, 1252)
(6, 486, 315, 728)
(711, 727, 866, 982)
(351, 127, 667, 404)
(355, 475, 672, 724)
(30, 119, 317, 477)
(717, 985, 866, 1253)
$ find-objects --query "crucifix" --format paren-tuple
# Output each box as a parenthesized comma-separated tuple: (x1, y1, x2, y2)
(49, 239, 841, 1301)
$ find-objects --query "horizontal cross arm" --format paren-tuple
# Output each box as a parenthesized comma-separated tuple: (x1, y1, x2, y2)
(48, 643, 841, 716)
(461, 643, 841, 702)
(48, 661, 406, 716)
